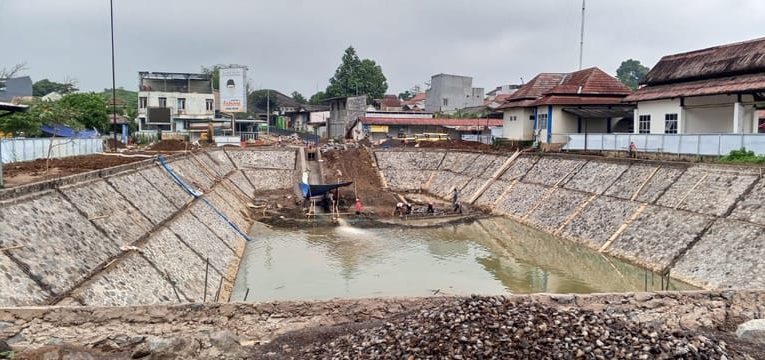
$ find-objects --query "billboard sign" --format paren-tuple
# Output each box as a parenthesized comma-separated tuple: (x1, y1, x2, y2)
(219, 67, 247, 113)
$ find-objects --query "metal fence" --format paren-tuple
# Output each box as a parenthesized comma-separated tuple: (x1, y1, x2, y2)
(1, 137, 104, 164)
(461, 134, 494, 145)
(563, 133, 765, 156)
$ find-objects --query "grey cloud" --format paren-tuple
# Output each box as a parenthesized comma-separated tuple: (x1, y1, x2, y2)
(1, 0, 764, 97)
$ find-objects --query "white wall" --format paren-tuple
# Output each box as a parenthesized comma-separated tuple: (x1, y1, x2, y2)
(138, 91, 214, 119)
(636, 95, 759, 134)
(502, 108, 533, 140)
(635, 99, 681, 134)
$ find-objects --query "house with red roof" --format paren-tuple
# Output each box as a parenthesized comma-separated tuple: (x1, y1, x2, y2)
(624, 37, 765, 135)
(498, 68, 633, 143)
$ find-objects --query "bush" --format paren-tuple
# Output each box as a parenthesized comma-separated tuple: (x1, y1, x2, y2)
(719, 148, 765, 164)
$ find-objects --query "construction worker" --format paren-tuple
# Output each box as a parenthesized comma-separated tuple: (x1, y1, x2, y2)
(355, 198, 363, 215)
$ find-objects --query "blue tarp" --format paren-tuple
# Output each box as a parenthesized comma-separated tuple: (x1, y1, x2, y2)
(40, 124, 100, 138)
(299, 182, 353, 199)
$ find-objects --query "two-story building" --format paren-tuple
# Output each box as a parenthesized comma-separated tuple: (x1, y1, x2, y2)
(325, 95, 367, 139)
(424, 74, 484, 113)
(500, 68, 633, 143)
(624, 37, 765, 135)
(137, 72, 215, 132)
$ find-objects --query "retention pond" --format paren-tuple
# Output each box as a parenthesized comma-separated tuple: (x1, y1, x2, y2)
(232, 218, 694, 302)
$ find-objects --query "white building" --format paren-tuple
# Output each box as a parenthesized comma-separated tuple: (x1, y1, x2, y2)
(425, 74, 484, 113)
(499, 68, 633, 143)
(137, 72, 215, 132)
(624, 37, 765, 135)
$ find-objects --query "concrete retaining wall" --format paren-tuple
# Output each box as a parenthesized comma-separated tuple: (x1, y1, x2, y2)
(375, 149, 765, 290)
(0, 148, 297, 307)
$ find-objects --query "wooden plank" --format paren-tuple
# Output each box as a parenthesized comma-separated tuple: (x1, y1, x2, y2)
(630, 166, 661, 201)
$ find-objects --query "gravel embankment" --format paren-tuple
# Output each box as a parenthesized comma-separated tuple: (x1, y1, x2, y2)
(287, 296, 733, 359)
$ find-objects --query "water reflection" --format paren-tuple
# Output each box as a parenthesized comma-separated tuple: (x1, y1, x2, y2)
(232, 218, 694, 302)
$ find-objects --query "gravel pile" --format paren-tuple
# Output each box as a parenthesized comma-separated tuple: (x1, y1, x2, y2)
(297, 296, 731, 359)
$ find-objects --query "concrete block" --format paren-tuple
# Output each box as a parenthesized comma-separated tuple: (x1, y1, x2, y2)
(75, 252, 178, 306)
(730, 177, 765, 225)
(495, 182, 549, 217)
(634, 167, 685, 204)
(242, 169, 293, 190)
(194, 152, 228, 177)
(474, 180, 511, 208)
(607, 206, 712, 272)
(737, 319, 765, 344)
(0, 191, 121, 295)
(226, 150, 296, 170)
(499, 155, 539, 181)
(459, 177, 487, 202)
(655, 169, 706, 208)
(188, 201, 244, 252)
(462, 154, 501, 178)
(0, 254, 50, 306)
(167, 212, 236, 278)
(141, 228, 222, 302)
(205, 150, 236, 175)
(375, 151, 445, 170)
(522, 157, 586, 186)
(108, 170, 178, 225)
(170, 158, 216, 191)
(60, 179, 153, 246)
(526, 188, 589, 232)
(428, 171, 471, 199)
(228, 170, 255, 197)
(563, 197, 641, 249)
(205, 188, 249, 232)
(439, 152, 480, 173)
(604, 164, 658, 200)
(673, 219, 765, 289)
(384, 170, 432, 192)
(138, 166, 193, 209)
(675, 173, 757, 217)
(564, 161, 629, 194)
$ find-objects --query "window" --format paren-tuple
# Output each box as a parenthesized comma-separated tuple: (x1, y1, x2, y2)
(538, 113, 548, 130)
(664, 113, 678, 134)
(443, 98, 448, 106)
(529, 115, 535, 121)
(158, 97, 167, 108)
(638, 115, 651, 134)
(139, 97, 147, 109)
(506, 115, 517, 122)
(177, 98, 186, 111)
(205, 99, 214, 111)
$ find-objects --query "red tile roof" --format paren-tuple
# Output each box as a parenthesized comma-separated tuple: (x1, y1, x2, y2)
(360, 117, 502, 127)
(381, 95, 402, 108)
(403, 92, 427, 106)
(498, 68, 630, 108)
(624, 72, 765, 102)
(643, 37, 765, 85)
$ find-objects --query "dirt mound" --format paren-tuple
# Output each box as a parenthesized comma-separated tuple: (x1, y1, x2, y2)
(2, 154, 148, 187)
(321, 147, 399, 216)
(105, 138, 126, 150)
(417, 139, 494, 151)
(148, 139, 188, 151)
(278, 296, 738, 359)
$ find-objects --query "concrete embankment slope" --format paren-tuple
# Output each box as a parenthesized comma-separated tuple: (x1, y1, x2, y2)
(376, 150, 765, 290)
(0, 148, 296, 307)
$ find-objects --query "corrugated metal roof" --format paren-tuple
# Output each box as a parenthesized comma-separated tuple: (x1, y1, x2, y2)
(624, 72, 765, 102)
(359, 117, 502, 127)
(642, 37, 765, 85)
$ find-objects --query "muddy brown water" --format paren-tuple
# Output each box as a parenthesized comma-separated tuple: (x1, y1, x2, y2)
(232, 217, 694, 302)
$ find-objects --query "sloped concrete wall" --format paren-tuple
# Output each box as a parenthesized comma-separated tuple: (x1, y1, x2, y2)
(375, 149, 765, 290)
(0, 148, 298, 307)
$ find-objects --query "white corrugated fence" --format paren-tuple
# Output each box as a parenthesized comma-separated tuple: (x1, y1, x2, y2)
(563, 133, 765, 156)
(1, 138, 104, 164)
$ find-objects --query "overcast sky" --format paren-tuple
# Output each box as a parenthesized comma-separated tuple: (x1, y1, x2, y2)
(2, 0, 764, 97)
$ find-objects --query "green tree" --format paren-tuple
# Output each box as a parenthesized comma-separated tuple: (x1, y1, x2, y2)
(616, 59, 650, 90)
(0, 99, 81, 136)
(325, 46, 388, 102)
(308, 91, 326, 105)
(59, 93, 109, 132)
(201, 65, 221, 90)
(398, 91, 414, 101)
(291, 91, 307, 104)
(32, 79, 78, 97)
(101, 87, 138, 117)
(248, 90, 279, 113)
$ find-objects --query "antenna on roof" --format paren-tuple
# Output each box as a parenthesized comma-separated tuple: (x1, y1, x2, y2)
(579, 0, 586, 70)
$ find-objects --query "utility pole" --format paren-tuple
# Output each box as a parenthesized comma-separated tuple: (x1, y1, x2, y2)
(266, 89, 270, 134)
(579, 0, 586, 70)
(110, 0, 118, 150)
